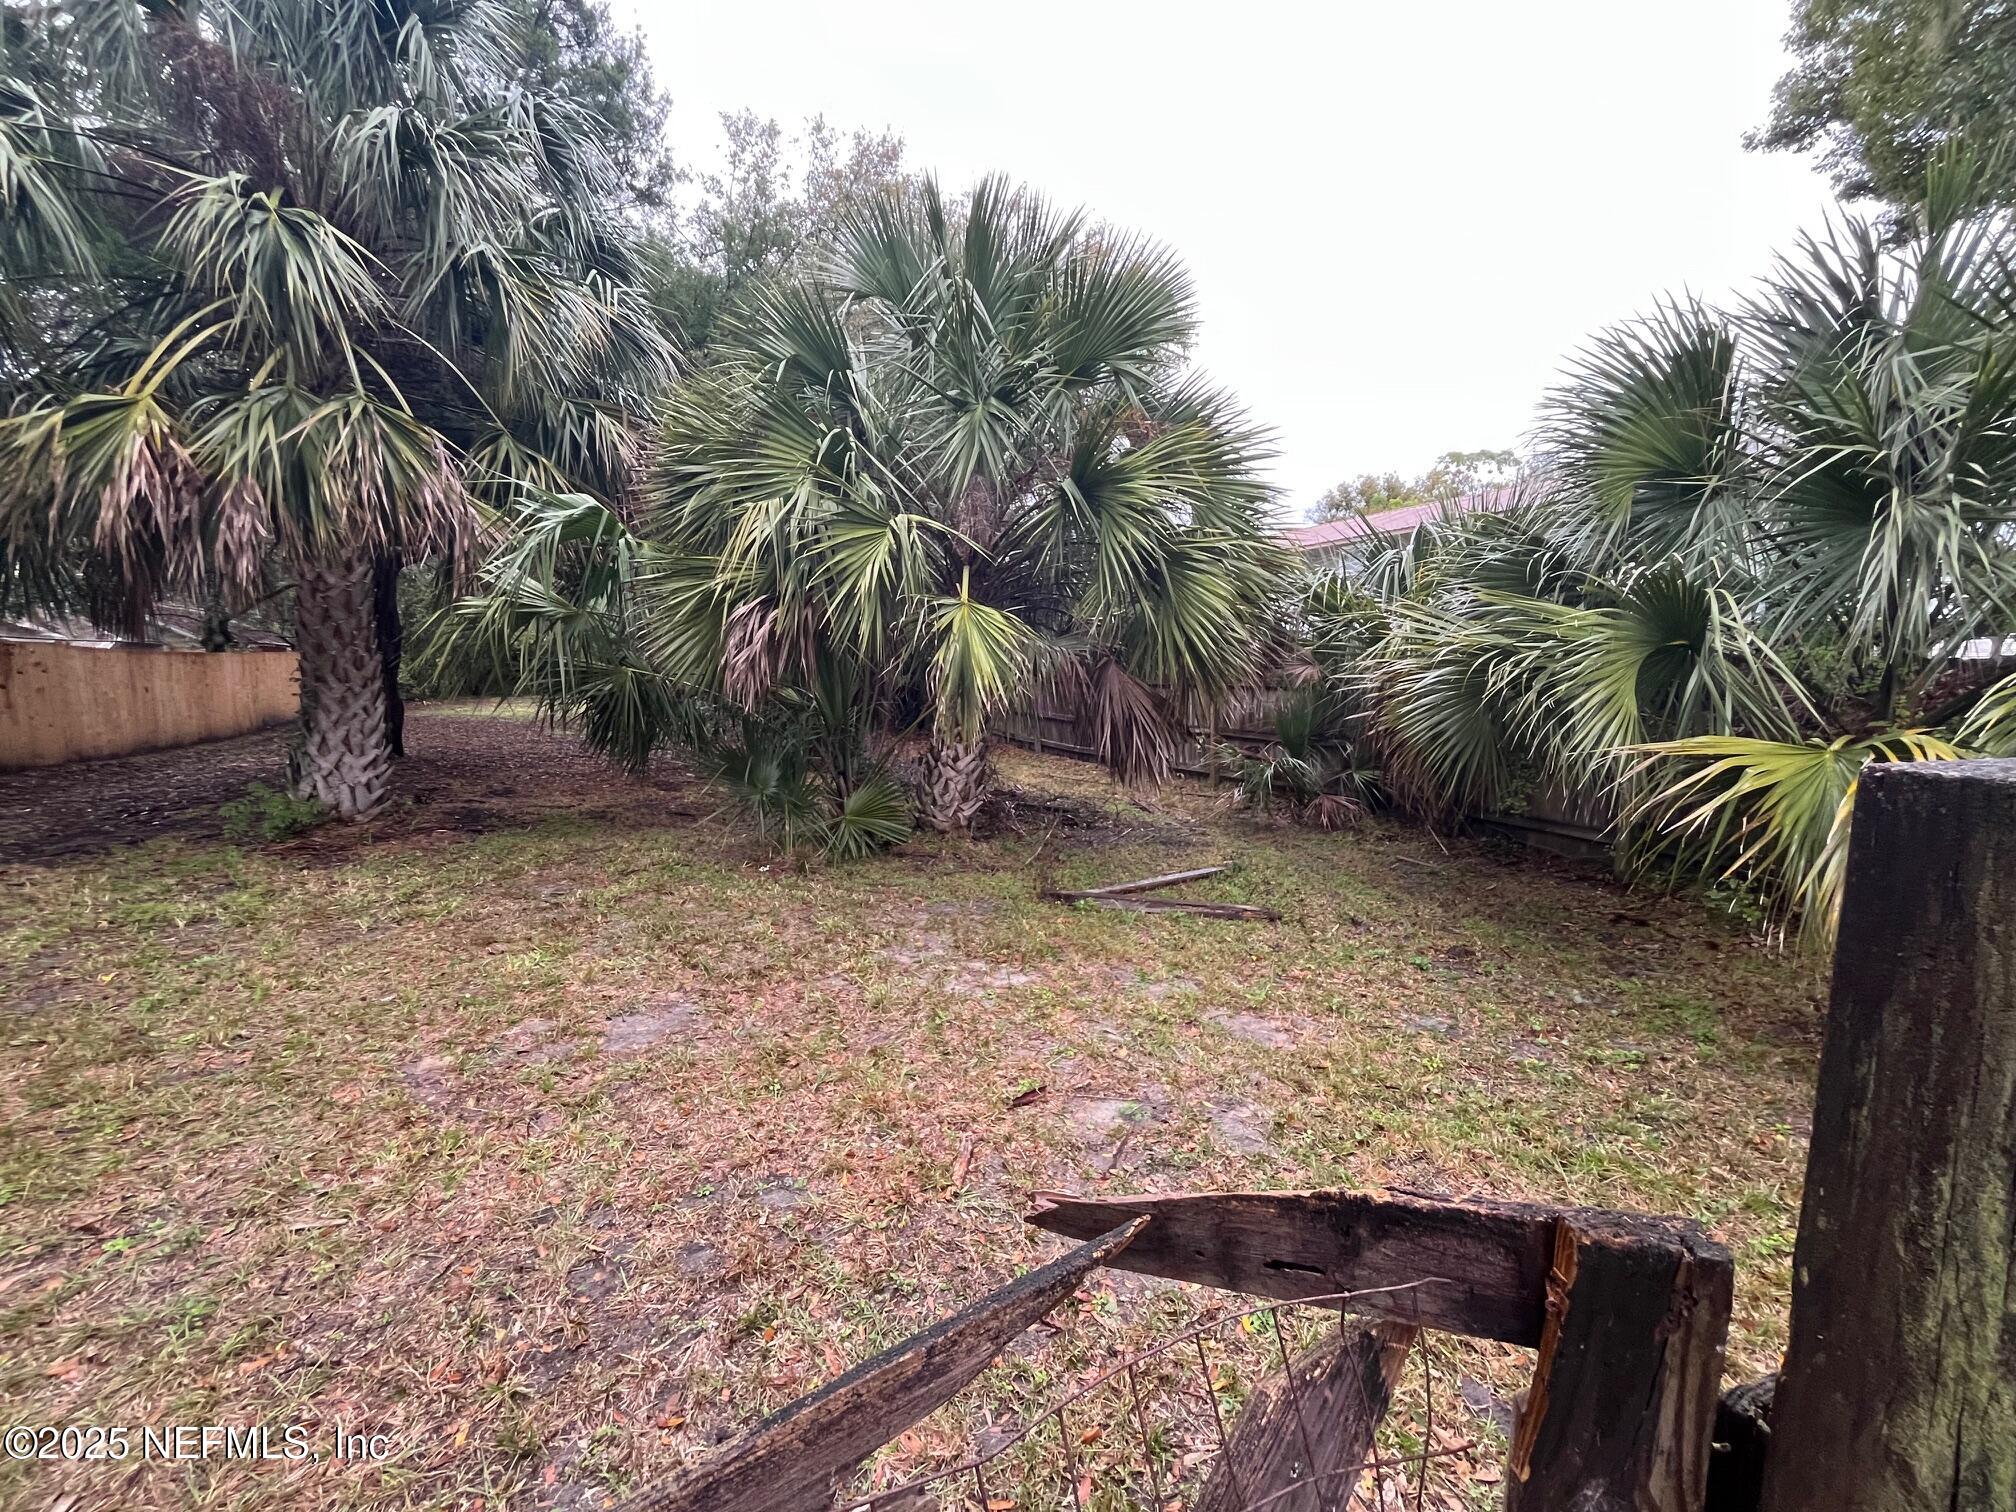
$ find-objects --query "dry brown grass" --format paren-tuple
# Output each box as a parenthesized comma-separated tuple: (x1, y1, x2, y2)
(0, 710, 1822, 1511)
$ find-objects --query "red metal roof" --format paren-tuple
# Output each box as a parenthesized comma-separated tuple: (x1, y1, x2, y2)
(1283, 486, 1518, 551)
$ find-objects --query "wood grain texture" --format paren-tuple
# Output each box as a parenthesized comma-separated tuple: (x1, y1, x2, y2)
(1505, 1219, 1577, 1481)
(0, 641, 298, 771)
(1505, 1215, 1733, 1512)
(1761, 760, 2016, 1512)
(608, 1220, 1145, 1512)
(1026, 1188, 1721, 1347)
(1193, 1321, 1415, 1512)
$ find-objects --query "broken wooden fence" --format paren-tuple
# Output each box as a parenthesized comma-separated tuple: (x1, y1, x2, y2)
(614, 757, 2016, 1511)
(614, 1185, 1731, 1512)
(1742, 759, 2016, 1511)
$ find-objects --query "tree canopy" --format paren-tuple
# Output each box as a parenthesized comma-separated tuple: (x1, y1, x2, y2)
(0, 0, 671, 816)
(1310, 449, 1517, 524)
(523, 0, 682, 222)
(653, 110, 916, 357)
(1752, 0, 2016, 207)
(1317, 181, 2016, 945)
(451, 176, 1289, 839)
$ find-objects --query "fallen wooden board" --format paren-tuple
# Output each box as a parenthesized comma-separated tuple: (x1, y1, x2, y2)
(608, 1219, 1146, 1512)
(1194, 1321, 1415, 1512)
(1025, 1188, 1721, 1348)
(1047, 864, 1231, 899)
(1041, 892, 1281, 922)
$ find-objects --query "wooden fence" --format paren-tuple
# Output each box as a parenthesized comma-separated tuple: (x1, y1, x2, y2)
(995, 695, 1615, 855)
(994, 695, 1275, 776)
(0, 640, 298, 770)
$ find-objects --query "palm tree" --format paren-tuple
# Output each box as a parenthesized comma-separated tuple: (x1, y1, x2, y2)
(0, 0, 670, 818)
(1329, 169, 2016, 944)
(458, 178, 1287, 833)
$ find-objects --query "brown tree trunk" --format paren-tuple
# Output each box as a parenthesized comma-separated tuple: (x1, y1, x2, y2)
(290, 550, 391, 820)
(372, 551, 404, 759)
(1759, 758, 2016, 1512)
(919, 735, 989, 833)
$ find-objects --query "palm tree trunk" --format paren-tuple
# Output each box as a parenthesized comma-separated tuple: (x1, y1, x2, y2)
(920, 734, 990, 833)
(372, 550, 405, 759)
(291, 549, 391, 820)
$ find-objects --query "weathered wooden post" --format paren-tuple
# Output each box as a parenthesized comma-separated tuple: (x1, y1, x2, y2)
(1505, 1215, 1732, 1512)
(1759, 759, 2016, 1512)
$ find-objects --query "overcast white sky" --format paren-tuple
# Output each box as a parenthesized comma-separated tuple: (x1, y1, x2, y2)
(619, 2, 1837, 520)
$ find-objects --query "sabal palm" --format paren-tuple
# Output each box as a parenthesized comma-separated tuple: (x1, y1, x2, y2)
(1336, 175, 2016, 943)
(0, 0, 668, 817)
(478, 178, 1285, 831)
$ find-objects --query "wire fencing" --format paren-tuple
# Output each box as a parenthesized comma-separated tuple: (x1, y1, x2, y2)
(837, 1285, 1498, 1512)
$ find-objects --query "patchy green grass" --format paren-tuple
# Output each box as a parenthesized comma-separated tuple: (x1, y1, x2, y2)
(0, 713, 1821, 1510)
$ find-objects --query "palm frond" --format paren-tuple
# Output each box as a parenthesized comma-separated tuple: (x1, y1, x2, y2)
(1362, 599, 1524, 818)
(928, 571, 1036, 742)
(825, 771, 914, 860)
(699, 712, 828, 855)
(1076, 654, 1177, 788)
(1956, 669, 2016, 755)
(1539, 299, 1753, 566)
(1624, 729, 1965, 947)
(0, 79, 97, 275)
(162, 173, 387, 378)
(1746, 207, 2016, 705)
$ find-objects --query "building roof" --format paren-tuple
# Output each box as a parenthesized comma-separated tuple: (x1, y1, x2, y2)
(0, 603, 291, 649)
(1283, 486, 1520, 552)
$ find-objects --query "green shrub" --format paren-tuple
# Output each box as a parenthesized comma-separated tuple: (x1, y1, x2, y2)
(1216, 686, 1385, 828)
(220, 784, 327, 843)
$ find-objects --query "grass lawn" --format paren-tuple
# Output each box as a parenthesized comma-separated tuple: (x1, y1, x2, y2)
(0, 708, 1823, 1511)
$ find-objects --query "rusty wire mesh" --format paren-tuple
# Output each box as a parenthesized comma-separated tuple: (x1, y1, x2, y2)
(836, 1283, 1503, 1512)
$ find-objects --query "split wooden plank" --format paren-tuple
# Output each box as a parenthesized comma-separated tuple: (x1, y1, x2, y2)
(1032, 1187, 1554, 1344)
(1505, 1219, 1575, 1482)
(1025, 1188, 1724, 1350)
(1042, 893, 1281, 922)
(1194, 1321, 1416, 1512)
(1504, 1215, 1733, 1512)
(1046, 864, 1231, 899)
(608, 1220, 1145, 1512)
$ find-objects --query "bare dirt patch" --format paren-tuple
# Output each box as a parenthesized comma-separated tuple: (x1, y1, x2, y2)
(1207, 1097, 1277, 1156)
(0, 704, 699, 862)
(601, 996, 704, 1054)
(1063, 1091, 1168, 1146)
(1208, 1009, 1303, 1047)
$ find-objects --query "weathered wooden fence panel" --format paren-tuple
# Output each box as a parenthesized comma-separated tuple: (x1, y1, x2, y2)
(0, 641, 298, 770)
(993, 696, 1616, 849)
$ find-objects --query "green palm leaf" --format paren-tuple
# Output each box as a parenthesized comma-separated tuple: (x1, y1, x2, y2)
(1956, 670, 2016, 755)
(825, 772, 914, 860)
(929, 571, 1036, 742)
(1540, 299, 1753, 565)
(1626, 729, 1965, 946)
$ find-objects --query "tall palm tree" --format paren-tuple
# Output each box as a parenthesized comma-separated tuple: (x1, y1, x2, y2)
(459, 178, 1287, 832)
(1328, 170, 2016, 944)
(0, 0, 670, 818)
